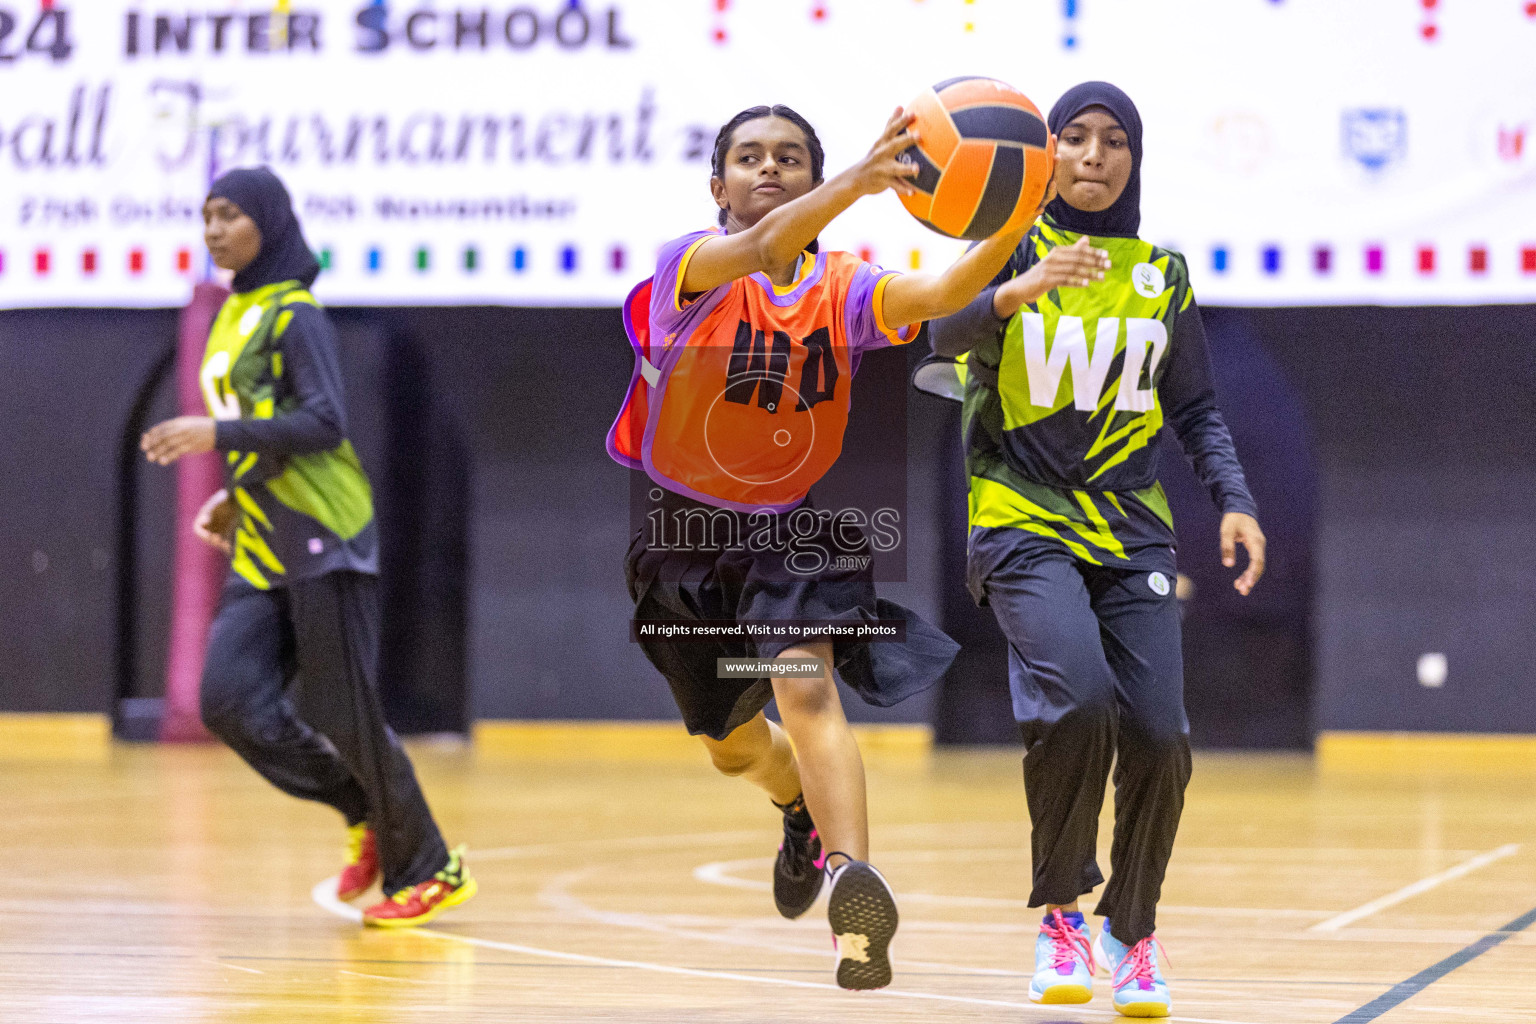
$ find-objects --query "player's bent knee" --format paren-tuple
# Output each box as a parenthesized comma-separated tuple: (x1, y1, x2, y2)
(199, 686, 283, 749)
(1114, 707, 1191, 772)
(708, 751, 757, 777)
(704, 740, 759, 777)
(1129, 722, 1191, 763)
(1059, 690, 1117, 732)
(772, 675, 840, 720)
(1029, 698, 1115, 752)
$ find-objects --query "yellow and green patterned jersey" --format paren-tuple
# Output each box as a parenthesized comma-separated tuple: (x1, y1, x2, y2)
(201, 280, 377, 589)
(946, 214, 1255, 567)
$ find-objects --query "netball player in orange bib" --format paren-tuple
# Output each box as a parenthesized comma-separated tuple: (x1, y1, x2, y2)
(608, 105, 1045, 989)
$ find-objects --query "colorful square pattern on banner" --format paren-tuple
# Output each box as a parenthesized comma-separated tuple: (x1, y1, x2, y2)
(1, 0, 1533, 307)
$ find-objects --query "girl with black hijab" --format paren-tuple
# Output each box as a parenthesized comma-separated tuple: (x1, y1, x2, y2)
(926, 83, 1265, 1016)
(140, 166, 475, 928)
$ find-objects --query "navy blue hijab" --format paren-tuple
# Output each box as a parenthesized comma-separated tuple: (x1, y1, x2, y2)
(1045, 81, 1143, 238)
(207, 167, 320, 293)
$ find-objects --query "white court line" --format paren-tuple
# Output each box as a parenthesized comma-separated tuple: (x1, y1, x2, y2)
(469, 829, 766, 862)
(308, 876, 1262, 1024)
(537, 865, 1033, 978)
(315, 882, 364, 923)
(210, 960, 264, 975)
(1310, 843, 1522, 933)
(694, 856, 1336, 919)
(338, 968, 423, 984)
(467, 823, 1020, 861)
(471, 828, 1483, 866)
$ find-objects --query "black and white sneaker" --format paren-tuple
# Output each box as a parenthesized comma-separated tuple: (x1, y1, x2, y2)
(772, 795, 825, 919)
(826, 857, 898, 991)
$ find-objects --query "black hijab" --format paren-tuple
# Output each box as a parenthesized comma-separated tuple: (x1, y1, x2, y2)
(1045, 81, 1143, 238)
(207, 166, 320, 293)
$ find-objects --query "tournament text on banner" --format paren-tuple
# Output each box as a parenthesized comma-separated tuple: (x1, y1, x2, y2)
(2, 0, 1534, 307)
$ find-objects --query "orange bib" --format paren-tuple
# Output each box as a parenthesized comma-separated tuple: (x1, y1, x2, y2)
(608, 237, 908, 512)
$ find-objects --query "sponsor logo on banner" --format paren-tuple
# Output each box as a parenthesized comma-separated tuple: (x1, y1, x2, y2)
(1491, 119, 1535, 171)
(1498, 124, 1527, 162)
(1470, 106, 1536, 171)
(1342, 108, 1407, 173)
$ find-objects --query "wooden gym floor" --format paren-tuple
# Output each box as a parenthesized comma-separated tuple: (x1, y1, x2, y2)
(3, 718, 1535, 1023)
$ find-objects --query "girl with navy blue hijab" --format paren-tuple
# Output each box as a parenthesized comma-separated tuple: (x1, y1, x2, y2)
(141, 167, 475, 928)
(927, 82, 1266, 1016)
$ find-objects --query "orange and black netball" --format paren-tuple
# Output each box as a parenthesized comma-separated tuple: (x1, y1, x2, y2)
(898, 77, 1055, 241)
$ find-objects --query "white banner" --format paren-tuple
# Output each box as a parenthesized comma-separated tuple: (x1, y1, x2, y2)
(2, 0, 1533, 308)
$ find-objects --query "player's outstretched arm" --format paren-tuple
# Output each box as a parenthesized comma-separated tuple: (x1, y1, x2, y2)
(680, 109, 921, 294)
(881, 220, 1032, 329)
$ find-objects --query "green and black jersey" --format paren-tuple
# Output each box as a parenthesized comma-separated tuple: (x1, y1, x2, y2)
(201, 280, 377, 589)
(931, 214, 1256, 568)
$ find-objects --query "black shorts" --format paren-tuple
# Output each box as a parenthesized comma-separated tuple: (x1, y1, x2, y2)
(625, 491, 958, 741)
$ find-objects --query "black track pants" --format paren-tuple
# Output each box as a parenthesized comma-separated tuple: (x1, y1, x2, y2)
(968, 528, 1192, 947)
(200, 571, 449, 892)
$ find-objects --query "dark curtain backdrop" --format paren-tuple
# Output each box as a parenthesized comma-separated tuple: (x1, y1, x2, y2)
(0, 309, 178, 716)
(1248, 305, 1536, 734)
(4, 302, 1531, 744)
(0, 306, 469, 735)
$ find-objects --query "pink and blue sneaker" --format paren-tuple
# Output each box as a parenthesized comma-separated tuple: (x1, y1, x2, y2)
(1094, 920, 1171, 1018)
(1029, 908, 1096, 1004)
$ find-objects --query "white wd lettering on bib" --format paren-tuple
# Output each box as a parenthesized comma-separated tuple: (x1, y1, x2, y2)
(1115, 318, 1169, 412)
(200, 350, 242, 421)
(238, 303, 266, 337)
(1018, 313, 1169, 411)
(1020, 313, 1117, 411)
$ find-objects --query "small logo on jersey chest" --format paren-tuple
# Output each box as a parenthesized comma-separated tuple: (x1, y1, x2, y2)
(238, 304, 266, 337)
(1148, 571, 1171, 596)
(1131, 263, 1166, 299)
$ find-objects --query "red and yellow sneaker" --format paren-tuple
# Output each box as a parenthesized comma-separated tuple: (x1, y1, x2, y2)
(362, 846, 476, 928)
(337, 824, 379, 902)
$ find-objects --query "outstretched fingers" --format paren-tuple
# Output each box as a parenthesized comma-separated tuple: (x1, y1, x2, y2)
(874, 106, 916, 148)
(1041, 236, 1110, 288)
